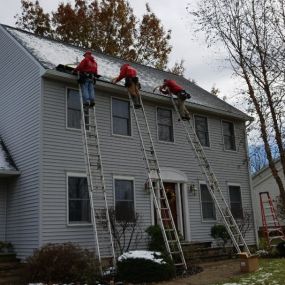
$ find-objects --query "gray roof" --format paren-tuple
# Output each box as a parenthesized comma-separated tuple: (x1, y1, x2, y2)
(2, 24, 251, 121)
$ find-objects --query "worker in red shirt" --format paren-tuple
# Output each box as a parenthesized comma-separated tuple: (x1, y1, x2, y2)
(112, 64, 141, 109)
(74, 50, 98, 108)
(154, 79, 191, 120)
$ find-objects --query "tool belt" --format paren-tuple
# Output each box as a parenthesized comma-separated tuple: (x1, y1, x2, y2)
(177, 90, 191, 100)
(125, 77, 140, 88)
(78, 72, 96, 84)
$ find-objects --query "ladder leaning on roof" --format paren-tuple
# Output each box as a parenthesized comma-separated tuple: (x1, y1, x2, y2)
(128, 92, 187, 272)
(78, 86, 116, 275)
(169, 91, 251, 255)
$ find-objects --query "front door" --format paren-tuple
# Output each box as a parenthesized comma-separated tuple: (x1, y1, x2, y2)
(164, 182, 178, 228)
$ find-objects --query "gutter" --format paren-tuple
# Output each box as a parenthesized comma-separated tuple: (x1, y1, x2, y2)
(0, 170, 21, 177)
(43, 69, 252, 122)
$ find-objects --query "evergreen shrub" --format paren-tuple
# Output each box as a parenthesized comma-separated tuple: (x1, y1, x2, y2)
(117, 252, 175, 283)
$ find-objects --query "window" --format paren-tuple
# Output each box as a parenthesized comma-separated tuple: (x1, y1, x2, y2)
(67, 89, 88, 129)
(229, 185, 243, 219)
(68, 176, 91, 224)
(115, 179, 134, 221)
(112, 98, 131, 136)
(157, 108, 174, 142)
(67, 89, 81, 129)
(195, 115, 210, 147)
(222, 121, 236, 150)
(200, 184, 216, 220)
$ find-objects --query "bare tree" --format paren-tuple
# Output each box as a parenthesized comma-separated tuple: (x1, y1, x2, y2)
(96, 208, 142, 255)
(190, 0, 285, 210)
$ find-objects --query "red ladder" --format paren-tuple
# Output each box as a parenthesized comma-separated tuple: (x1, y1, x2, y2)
(259, 191, 285, 246)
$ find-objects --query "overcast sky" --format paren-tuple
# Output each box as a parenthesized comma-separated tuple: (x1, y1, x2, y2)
(0, 0, 243, 106)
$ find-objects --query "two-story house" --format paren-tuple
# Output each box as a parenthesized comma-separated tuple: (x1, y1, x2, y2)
(0, 24, 258, 260)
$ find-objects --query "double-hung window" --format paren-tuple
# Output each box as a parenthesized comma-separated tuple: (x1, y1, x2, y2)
(68, 176, 91, 224)
(222, 121, 236, 150)
(195, 115, 210, 147)
(157, 108, 174, 142)
(229, 185, 243, 219)
(112, 98, 131, 136)
(115, 179, 135, 222)
(200, 184, 216, 220)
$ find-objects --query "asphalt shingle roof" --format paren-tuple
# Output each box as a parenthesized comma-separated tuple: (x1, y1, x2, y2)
(2, 24, 250, 121)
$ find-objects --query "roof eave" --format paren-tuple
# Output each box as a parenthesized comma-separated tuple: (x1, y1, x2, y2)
(0, 170, 21, 177)
(43, 69, 252, 122)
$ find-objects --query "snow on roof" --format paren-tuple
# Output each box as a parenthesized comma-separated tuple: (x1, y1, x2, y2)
(0, 140, 17, 171)
(118, 250, 166, 264)
(5, 26, 250, 120)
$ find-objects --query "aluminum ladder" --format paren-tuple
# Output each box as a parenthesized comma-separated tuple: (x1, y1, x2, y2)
(79, 88, 116, 275)
(169, 93, 251, 255)
(259, 191, 285, 247)
(128, 92, 187, 272)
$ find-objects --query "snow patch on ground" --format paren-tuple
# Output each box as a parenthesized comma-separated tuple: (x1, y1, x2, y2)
(118, 250, 166, 264)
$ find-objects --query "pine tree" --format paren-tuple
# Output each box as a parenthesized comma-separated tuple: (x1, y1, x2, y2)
(15, 0, 51, 37)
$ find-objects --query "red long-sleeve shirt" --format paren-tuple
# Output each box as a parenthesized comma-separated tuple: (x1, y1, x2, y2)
(161, 80, 183, 94)
(115, 64, 137, 82)
(74, 55, 98, 74)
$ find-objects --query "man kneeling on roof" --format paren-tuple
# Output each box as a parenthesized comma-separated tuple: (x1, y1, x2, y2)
(155, 79, 191, 121)
(112, 64, 142, 109)
(74, 50, 98, 108)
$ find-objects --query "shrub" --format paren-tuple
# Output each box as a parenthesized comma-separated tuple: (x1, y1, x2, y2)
(276, 241, 285, 257)
(23, 243, 100, 284)
(211, 224, 230, 246)
(145, 225, 166, 252)
(117, 251, 175, 283)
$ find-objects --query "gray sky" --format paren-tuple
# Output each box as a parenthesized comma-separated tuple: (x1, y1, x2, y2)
(0, 0, 241, 104)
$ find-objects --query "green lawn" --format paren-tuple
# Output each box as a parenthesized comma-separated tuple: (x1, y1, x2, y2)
(216, 258, 285, 285)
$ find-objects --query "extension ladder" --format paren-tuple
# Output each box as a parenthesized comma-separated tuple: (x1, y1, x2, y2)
(79, 88, 116, 275)
(128, 92, 187, 271)
(169, 93, 251, 255)
(259, 191, 285, 246)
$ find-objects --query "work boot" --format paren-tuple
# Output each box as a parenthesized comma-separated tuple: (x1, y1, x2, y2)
(134, 104, 142, 109)
(89, 101, 95, 108)
(83, 101, 90, 108)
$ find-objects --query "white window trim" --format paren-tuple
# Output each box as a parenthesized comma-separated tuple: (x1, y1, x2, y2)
(156, 106, 175, 144)
(199, 181, 217, 223)
(193, 114, 211, 148)
(113, 175, 136, 220)
(111, 96, 133, 138)
(66, 172, 92, 227)
(227, 182, 244, 219)
(221, 119, 237, 152)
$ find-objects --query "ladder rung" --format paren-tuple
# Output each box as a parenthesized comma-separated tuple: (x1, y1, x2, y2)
(174, 263, 185, 266)
(165, 228, 175, 232)
(168, 240, 178, 243)
(162, 218, 171, 221)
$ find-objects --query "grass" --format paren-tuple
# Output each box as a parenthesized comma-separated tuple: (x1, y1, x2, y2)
(215, 258, 285, 285)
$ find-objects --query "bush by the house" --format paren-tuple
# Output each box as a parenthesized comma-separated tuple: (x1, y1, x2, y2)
(23, 243, 100, 284)
(276, 241, 285, 257)
(145, 225, 167, 252)
(117, 250, 175, 283)
(211, 224, 230, 247)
